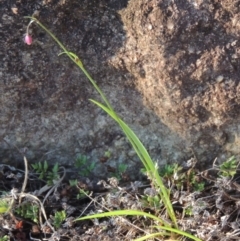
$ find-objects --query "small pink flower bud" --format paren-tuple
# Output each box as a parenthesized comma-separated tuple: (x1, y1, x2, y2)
(24, 34, 32, 45)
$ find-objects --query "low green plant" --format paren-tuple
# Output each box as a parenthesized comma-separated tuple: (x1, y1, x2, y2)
(192, 181, 205, 192)
(32, 161, 59, 185)
(15, 203, 39, 223)
(118, 163, 127, 174)
(160, 163, 184, 189)
(31, 161, 48, 179)
(0, 236, 9, 241)
(46, 163, 59, 185)
(0, 198, 10, 214)
(142, 194, 162, 209)
(53, 210, 66, 229)
(69, 179, 78, 187)
(104, 150, 111, 158)
(24, 17, 202, 241)
(188, 171, 205, 192)
(76, 189, 88, 199)
(184, 206, 193, 217)
(69, 180, 88, 199)
(219, 156, 238, 178)
(160, 163, 181, 180)
(75, 154, 95, 177)
(159, 164, 205, 192)
(111, 163, 128, 180)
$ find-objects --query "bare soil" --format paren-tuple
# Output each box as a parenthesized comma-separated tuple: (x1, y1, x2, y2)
(1, 158, 240, 241)
(1, 0, 240, 178)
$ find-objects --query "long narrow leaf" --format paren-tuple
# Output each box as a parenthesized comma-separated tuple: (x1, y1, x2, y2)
(76, 210, 167, 225)
(75, 210, 202, 241)
(23, 17, 208, 238)
(134, 233, 170, 241)
(152, 226, 202, 241)
(90, 99, 177, 226)
(24, 16, 176, 226)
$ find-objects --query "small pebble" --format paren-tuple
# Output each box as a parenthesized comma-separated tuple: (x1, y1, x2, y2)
(216, 75, 224, 83)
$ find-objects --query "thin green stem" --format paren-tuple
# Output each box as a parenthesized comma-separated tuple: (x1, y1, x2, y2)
(24, 16, 114, 113)
(24, 16, 177, 227)
(22, 17, 204, 238)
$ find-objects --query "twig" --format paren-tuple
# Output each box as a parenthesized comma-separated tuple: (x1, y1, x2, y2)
(78, 192, 95, 218)
(19, 155, 28, 204)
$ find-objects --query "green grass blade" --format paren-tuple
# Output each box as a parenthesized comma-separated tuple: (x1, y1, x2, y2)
(24, 17, 114, 113)
(76, 210, 167, 225)
(135, 231, 201, 241)
(134, 233, 169, 241)
(25, 16, 181, 229)
(90, 99, 177, 227)
(75, 210, 202, 241)
(24, 16, 173, 210)
(152, 226, 202, 241)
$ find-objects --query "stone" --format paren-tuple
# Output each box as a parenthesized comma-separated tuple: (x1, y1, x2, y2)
(0, 0, 240, 179)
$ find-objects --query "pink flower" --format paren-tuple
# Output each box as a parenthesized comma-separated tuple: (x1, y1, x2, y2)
(24, 34, 32, 45)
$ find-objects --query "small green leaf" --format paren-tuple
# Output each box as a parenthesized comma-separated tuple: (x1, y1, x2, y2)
(104, 150, 111, 158)
(0, 199, 9, 214)
(31, 163, 37, 170)
(53, 163, 59, 173)
(15, 203, 39, 223)
(219, 156, 238, 178)
(44, 161, 48, 171)
(0, 235, 9, 241)
(69, 179, 78, 186)
(53, 210, 66, 229)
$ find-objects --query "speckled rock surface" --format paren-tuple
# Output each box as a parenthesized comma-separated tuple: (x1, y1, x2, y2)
(114, 0, 240, 165)
(0, 0, 240, 179)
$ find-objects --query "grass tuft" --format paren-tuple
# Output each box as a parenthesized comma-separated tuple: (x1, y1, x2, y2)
(23, 16, 202, 241)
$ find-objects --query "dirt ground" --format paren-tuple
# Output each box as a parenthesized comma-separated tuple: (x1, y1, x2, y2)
(2, 155, 240, 241)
